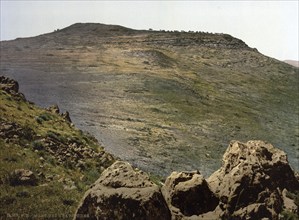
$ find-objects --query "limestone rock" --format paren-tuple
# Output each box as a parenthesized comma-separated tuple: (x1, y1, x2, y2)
(47, 104, 60, 114)
(61, 111, 72, 123)
(74, 161, 171, 220)
(162, 171, 219, 219)
(0, 76, 19, 93)
(9, 169, 38, 186)
(0, 76, 25, 100)
(207, 140, 299, 219)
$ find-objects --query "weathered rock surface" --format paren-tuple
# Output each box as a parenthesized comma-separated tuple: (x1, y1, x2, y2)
(75, 140, 299, 219)
(0, 121, 34, 142)
(47, 104, 60, 114)
(0, 76, 25, 100)
(61, 111, 72, 123)
(0, 76, 19, 93)
(75, 161, 171, 220)
(207, 140, 299, 219)
(47, 105, 72, 123)
(9, 169, 38, 186)
(162, 171, 218, 219)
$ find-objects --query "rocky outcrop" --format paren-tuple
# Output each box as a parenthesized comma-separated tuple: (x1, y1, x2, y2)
(162, 171, 218, 219)
(47, 105, 72, 123)
(39, 132, 114, 170)
(47, 104, 60, 114)
(0, 76, 19, 93)
(61, 111, 72, 123)
(0, 121, 34, 142)
(207, 140, 299, 219)
(75, 140, 299, 219)
(75, 161, 171, 220)
(9, 169, 38, 186)
(0, 76, 25, 100)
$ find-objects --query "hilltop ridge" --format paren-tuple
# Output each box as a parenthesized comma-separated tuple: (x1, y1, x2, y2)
(52, 22, 140, 37)
(5, 23, 250, 50)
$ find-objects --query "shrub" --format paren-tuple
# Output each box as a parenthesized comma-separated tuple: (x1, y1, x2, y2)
(22, 125, 34, 141)
(46, 131, 66, 143)
(64, 160, 75, 170)
(286, 190, 299, 207)
(36, 112, 53, 124)
(32, 141, 44, 151)
(149, 174, 164, 187)
(62, 199, 75, 206)
(84, 168, 100, 184)
(38, 112, 52, 121)
(16, 191, 30, 198)
(280, 210, 298, 220)
(36, 117, 43, 124)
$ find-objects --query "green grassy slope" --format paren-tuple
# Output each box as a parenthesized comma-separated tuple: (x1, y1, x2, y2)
(0, 77, 114, 219)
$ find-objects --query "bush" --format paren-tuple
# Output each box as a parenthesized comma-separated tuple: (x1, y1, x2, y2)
(36, 117, 43, 124)
(84, 167, 100, 184)
(64, 160, 75, 170)
(62, 199, 75, 206)
(22, 125, 34, 141)
(280, 210, 298, 220)
(32, 141, 44, 151)
(286, 190, 299, 207)
(16, 191, 30, 198)
(47, 131, 66, 143)
(39, 112, 53, 121)
(36, 112, 53, 124)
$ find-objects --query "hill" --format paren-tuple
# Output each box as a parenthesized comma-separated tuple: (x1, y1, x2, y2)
(1, 23, 298, 176)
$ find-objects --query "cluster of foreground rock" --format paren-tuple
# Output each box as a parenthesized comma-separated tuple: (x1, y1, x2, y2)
(75, 140, 299, 219)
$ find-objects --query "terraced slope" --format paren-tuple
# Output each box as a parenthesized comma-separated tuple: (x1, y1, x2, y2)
(1, 23, 298, 176)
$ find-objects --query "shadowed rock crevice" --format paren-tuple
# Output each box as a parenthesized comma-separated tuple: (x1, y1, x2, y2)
(162, 171, 219, 217)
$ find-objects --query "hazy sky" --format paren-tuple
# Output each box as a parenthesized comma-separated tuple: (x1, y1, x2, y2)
(1, 1, 298, 60)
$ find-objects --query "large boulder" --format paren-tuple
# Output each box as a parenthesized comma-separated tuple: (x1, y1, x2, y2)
(75, 141, 298, 219)
(74, 161, 171, 220)
(162, 171, 219, 219)
(207, 140, 299, 219)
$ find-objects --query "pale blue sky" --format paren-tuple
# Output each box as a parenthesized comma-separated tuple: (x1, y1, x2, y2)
(0, 1, 298, 60)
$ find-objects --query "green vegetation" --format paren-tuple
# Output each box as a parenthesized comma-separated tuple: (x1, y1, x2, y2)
(280, 210, 299, 220)
(0, 88, 114, 219)
(286, 191, 299, 208)
(148, 173, 165, 187)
